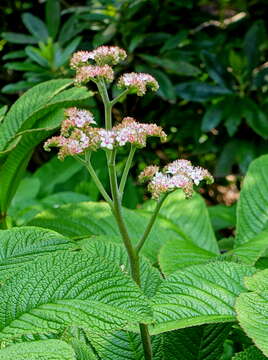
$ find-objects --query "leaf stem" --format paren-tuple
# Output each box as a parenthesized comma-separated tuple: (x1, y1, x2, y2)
(119, 145, 136, 195)
(110, 89, 129, 106)
(74, 155, 112, 206)
(136, 193, 168, 253)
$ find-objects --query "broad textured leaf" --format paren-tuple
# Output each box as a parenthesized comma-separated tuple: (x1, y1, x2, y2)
(0, 251, 152, 341)
(0, 130, 52, 213)
(22, 13, 49, 41)
(80, 238, 162, 297)
(28, 202, 184, 262)
(67, 338, 98, 360)
(0, 79, 71, 151)
(89, 330, 162, 360)
(150, 262, 255, 335)
(236, 155, 268, 246)
(159, 238, 216, 275)
(230, 231, 268, 265)
(0, 339, 76, 360)
(232, 346, 267, 359)
(208, 204, 236, 231)
(0, 226, 73, 282)
(143, 191, 219, 253)
(163, 323, 232, 360)
(236, 270, 268, 356)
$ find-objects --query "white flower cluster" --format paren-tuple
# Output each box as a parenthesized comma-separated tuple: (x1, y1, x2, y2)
(139, 160, 213, 199)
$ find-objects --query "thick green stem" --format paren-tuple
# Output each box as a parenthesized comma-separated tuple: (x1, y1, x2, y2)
(119, 145, 136, 195)
(136, 193, 168, 253)
(98, 80, 153, 360)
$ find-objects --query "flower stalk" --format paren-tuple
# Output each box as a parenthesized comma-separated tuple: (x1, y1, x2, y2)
(44, 45, 214, 360)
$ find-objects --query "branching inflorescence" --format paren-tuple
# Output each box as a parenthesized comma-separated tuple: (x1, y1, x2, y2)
(44, 45, 213, 360)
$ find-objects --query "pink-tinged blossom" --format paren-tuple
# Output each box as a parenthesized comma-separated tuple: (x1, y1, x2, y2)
(75, 65, 114, 84)
(87, 46, 127, 65)
(65, 108, 95, 128)
(70, 47, 127, 69)
(99, 129, 116, 150)
(114, 117, 167, 148)
(70, 51, 94, 70)
(141, 160, 213, 199)
(117, 73, 159, 96)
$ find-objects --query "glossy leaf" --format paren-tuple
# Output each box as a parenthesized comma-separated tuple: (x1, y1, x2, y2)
(46, 0, 61, 39)
(22, 13, 49, 41)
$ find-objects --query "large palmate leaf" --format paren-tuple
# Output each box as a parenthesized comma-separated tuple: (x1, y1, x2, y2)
(0, 79, 90, 152)
(236, 155, 268, 246)
(0, 226, 73, 282)
(159, 238, 217, 275)
(150, 262, 255, 335)
(0, 251, 152, 341)
(28, 202, 184, 262)
(89, 330, 162, 360)
(162, 323, 232, 360)
(232, 346, 268, 359)
(0, 339, 76, 360)
(236, 269, 268, 356)
(143, 191, 219, 254)
(80, 238, 162, 297)
(230, 230, 268, 265)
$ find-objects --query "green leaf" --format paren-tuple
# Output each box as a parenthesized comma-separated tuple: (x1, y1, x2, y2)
(243, 20, 266, 70)
(0, 131, 51, 214)
(151, 262, 255, 335)
(0, 226, 73, 282)
(1, 81, 37, 94)
(4, 61, 44, 72)
(22, 13, 49, 41)
(202, 50, 230, 88)
(33, 156, 83, 197)
(243, 98, 268, 138)
(0, 79, 71, 152)
(232, 346, 267, 359)
(2, 50, 26, 60)
(25, 46, 50, 67)
(175, 81, 232, 102)
(236, 154, 268, 246)
(208, 204, 236, 231)
(230, 231, 268, 265)
(159, 238, 217, 275)
(0, 339, 76, 360)
(89, 330, 162, 360)
(163, 323, 232, 360)
(67, 338, 98, 360)
(0, 105, 8, 122)
(80, 238, 162, 297)
(149, 69, 176, 102)
(46, 0, 61, 39)
(201, 102, 224, 132)
(236, 270, 268, 356)
(57, 36, 82, 67)
(2, 32, 38, 44)
(0, 251, 152, 341)
(28, 202, 182, 262)
(143, 190, 219, 254)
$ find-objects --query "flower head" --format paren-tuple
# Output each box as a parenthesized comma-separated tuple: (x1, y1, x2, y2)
(113, 117, 167, 148)
(70, 46, 127, 69)
(140, 160, 213, 199)
(75, 65, 114, 85)
(117, 73, 159, 96)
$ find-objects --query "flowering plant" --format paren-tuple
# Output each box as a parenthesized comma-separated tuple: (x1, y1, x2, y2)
(44, 45, 213, 359)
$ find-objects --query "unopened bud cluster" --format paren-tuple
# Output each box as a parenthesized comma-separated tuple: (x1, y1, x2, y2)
(139, 160, 213, 199)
